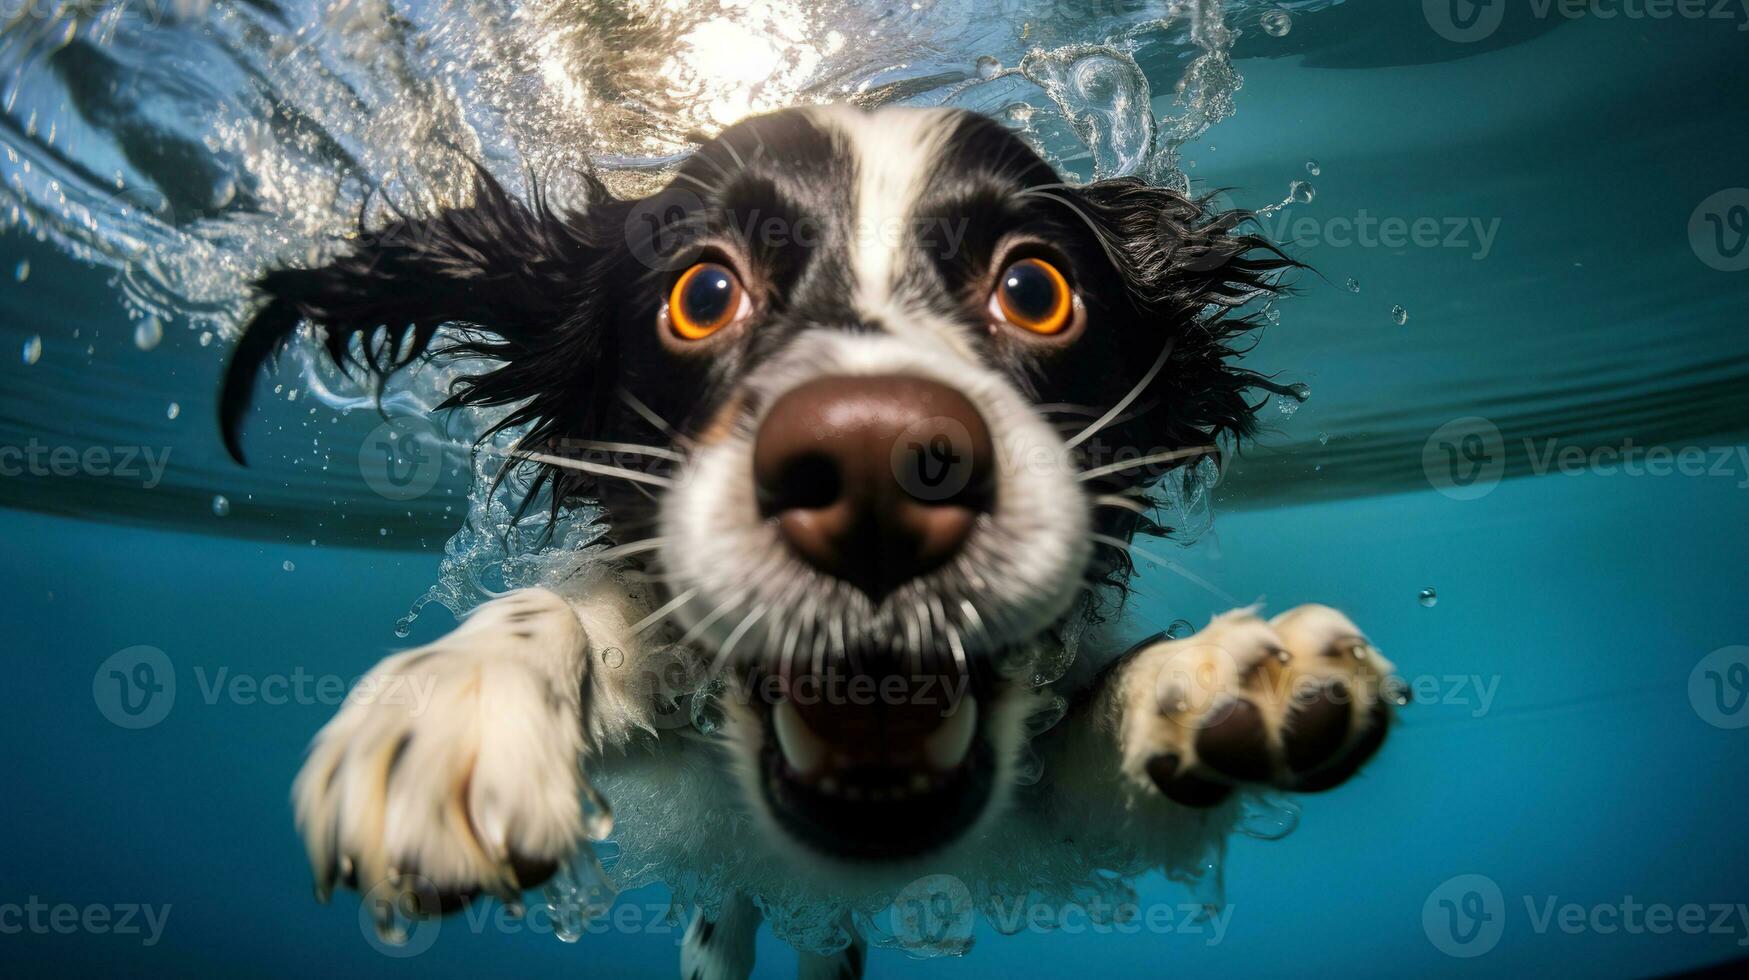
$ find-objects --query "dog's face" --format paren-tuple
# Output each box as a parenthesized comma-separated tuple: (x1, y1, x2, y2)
(223, 104, 1291, 867)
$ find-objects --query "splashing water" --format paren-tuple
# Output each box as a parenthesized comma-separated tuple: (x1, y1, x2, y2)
(0, 0, 1329, 954)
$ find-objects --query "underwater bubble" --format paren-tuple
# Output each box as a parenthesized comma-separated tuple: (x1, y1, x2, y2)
(1384, 676, 1412, 706)
(1263, 306, 1281, 325)
(1391, 305, 1410, 326)
(581, 781, 615, 841)
(133, 316, 163, 351)
(393, 616, 414, 639)
(13, 258, 27, 281)
(166, 401, 181, 420)
(1276, 396, 1300, 418)
(690, 690, 725, 735)
(601, 646, 625, 669)
(1027, 637, 1077, 688)
(21, 334, 41, 364)
(1238, 794, 1301, 840)
(198, 331, 212, 347)
(1260, 9, 1293, 37)
(211, 494, 230, 517)
(1306, 159, 1321, 177)
(1287, 382, 1311, 402)
(1002, 102, 1035, 126)
(542, 850, 619, 943)
(1318, 431, 1330, 445)
(1165, 618, 1194, 640)
(282, 560, 296, 572)
(1418, 587, 1438, 608)
(1024, 694, 1069, 738)
(975, 55, 1000, 79)
(1288, 179, 1314, 204)
(1344, 277, 1360, 293)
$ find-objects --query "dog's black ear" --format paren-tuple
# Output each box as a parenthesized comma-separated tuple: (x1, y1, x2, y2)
(219, 169, 614, 463)
(1068, 177, 1301, 443)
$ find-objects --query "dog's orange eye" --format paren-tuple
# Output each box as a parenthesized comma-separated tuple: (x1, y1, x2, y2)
(990, 257, 1073, 335)
(668, 262, 748, 341)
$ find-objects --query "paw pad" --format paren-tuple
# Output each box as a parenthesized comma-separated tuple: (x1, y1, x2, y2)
(1123, 606, 1400, 808)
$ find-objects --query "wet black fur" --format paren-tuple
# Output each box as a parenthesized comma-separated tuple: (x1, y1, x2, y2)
(219, 108, 1299, 571)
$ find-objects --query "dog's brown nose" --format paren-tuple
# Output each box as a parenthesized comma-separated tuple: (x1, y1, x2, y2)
(753, 375, 995, 602)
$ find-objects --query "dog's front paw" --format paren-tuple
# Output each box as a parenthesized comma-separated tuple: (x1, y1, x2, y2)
(292, 589, 606, 922)
(1116, 605, 1403, 807)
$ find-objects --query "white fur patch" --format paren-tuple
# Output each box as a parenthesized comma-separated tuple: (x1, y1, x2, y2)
(292, 589, 594, 895)
(807, 104, 959, 318)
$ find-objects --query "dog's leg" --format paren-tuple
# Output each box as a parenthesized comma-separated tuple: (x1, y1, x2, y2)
(1049, 605, 1402, 831)
(292, 587, 613, 919)
(681, 892, 761, 980)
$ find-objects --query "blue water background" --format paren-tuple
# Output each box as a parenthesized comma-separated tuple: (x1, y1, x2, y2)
(3, 6, 1748, 978)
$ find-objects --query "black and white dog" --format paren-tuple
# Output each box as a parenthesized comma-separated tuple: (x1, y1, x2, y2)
(221, 105, 1397, 976)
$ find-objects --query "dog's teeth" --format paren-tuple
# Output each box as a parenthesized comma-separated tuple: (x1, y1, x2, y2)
(773, 700, 827, 776)
(924, 697, 978, 770)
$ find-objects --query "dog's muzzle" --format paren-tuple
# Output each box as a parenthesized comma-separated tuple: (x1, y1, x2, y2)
(746, 373, 1002, 859)
(753, 374, 995, 604)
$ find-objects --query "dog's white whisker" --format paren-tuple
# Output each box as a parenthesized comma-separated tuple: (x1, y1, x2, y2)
(678, 593, 744, 651)
(1089, 532, 1240, 607)
(551, 439, 687, 463)
(632, 587, 699, 635)
(1076, 444, 1218, 483)
(1064, 338, 1175, 450)
(712, 603, 769, 676)
(618, 387, 696, 450)
(508, 449, 674, 488)
(590, 537, 670, 563)
(957, 597, 988, 651)
(1093, 494, 1151, 514)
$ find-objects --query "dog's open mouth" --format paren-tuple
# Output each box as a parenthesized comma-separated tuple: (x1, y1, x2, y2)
(752, 658, 997, 861)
